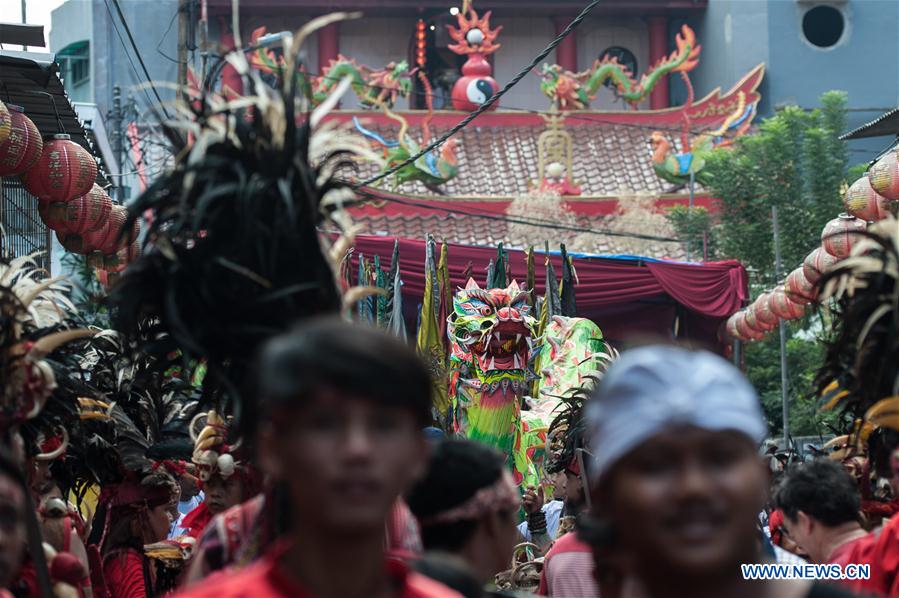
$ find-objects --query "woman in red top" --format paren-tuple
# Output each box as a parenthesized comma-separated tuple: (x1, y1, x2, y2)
(101, 472, 178, 598)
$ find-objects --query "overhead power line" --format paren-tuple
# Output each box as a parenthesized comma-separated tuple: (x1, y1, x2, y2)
(108, 0, 172, 119)
(353, 0, 602, 189)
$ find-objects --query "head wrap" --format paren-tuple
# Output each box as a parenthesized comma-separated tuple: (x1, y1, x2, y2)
(417, 470, 520, 526)
(586, 345, 767, 479)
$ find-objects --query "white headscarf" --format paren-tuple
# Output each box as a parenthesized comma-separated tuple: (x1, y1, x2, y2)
(586, 345, 767, 479)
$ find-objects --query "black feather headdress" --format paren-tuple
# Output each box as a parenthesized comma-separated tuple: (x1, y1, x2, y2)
(108, 14, 377, 429)
(0, 255, 94, 438)
(815, 217, 899, 424)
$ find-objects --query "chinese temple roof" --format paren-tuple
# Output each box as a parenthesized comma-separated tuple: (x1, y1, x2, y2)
(330, 63, 764, 200)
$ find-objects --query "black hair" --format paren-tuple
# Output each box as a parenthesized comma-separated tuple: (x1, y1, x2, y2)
(405, 439, 506, 552)
(775, 459, 860, 527)
(257, 317, 433, 427)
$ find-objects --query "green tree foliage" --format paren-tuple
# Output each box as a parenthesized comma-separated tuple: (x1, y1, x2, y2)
(60, 252, 110, 327)
(701, 92, 849, 436)
(705, 91, 848, 279)
(665, 205, 716, 259)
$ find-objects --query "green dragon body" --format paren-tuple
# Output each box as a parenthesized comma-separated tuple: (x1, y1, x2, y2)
(540, 25, 701, 110)
(447, 280, 614, 487)
(247, 29, 413, 109)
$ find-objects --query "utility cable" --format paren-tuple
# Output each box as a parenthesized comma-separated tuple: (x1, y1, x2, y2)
(353, 0, 602, 189)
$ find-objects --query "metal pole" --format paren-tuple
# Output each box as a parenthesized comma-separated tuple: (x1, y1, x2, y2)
(686, 170, 695, 261)
(111, 85, 123, 201)
(20, 0, 27, 50)
(177, 0, 189, 104)
(772, 204, 790, 450)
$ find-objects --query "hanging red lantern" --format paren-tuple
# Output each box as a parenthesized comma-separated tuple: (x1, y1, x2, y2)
(802, 247, 839, 285)
(55, 229, 91, 254)
(726, 314, 744, 341)
(734, 311, 763, 341)
(869, 148, 899, 201)
(745, 303, 775, 334)
(0, 100, 10, 145)
(90, 205, 134, 256)
(785, 268, 817, 304)
(103, 240, 140, 271)
(845, 176, 890, 222)
(754, 293, 779, 327)
(0, 104, 43, 177)
(38, 199, 70, 233)
(822, 214, 866, 259)
(65, 184, 112, 234)
(769, 286, 805, 320)
(21, 134, 97, 202)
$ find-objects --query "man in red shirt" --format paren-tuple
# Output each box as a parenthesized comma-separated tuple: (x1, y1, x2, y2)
(775, 459, 868, 568)
(175, 319, 459, 598)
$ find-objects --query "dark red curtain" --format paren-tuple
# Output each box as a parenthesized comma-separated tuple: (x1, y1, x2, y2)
(349, 235, 748, 351)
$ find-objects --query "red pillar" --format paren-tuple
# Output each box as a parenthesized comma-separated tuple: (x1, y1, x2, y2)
(647, 16, 669, 109)
(553, 17, 578, 72)
(317, 21, 339, 73)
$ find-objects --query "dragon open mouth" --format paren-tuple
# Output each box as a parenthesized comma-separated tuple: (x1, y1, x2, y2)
(473, 322, 532, 373)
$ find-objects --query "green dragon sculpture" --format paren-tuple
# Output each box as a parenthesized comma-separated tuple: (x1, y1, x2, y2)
(247, 28, 414, 109)
(539, 25, 701, 110)
(447, 280, 614, 487)
(448, 280, 538, 485)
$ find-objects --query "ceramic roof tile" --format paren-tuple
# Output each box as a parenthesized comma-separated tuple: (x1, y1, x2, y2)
(354, 120, 687, 198)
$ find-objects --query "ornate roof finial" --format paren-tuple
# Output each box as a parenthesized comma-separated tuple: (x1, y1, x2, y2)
(446, 2, 502, 112)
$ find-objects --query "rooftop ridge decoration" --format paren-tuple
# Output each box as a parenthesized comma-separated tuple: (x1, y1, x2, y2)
(533, 108, 582, 196)
(242, 26, 416, 109)
(539, 24, 701, 111)
(651, 67, 756, 188)
(447, 2, 502, 112)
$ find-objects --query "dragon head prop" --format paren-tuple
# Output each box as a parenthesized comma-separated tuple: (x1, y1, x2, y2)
(448, 279, 537, 389)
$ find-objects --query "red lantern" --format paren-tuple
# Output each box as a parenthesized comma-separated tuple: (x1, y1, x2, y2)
(734, 312, 759, 341)
(55, 229, 91, 254)
(91, 205, 132, 255)
(845, 176, 890, 222)
(21, 134, 97, 202)
(103, 240, 139, 269)
(785, 268, 817, 304)
(65, 184, 112, 234)
(822, 214, 866, 259)
(869, 148, 899, 201)
(726, 314, 744, 341)
(802, 247, 839, 285)
(769, 286, 806, 320)
(0, 101, 10, 145)
(0, 104, 43, 177)
(38, 199, 70, 232)
(754, 293, 779, 327)
(745, 304, 774, 333)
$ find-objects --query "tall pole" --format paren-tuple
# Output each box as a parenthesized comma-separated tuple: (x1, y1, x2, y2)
(687, 170, 695, 261)
(20, 0, 27, 50)
(111, 85, 123, 202)
(177, 0, 189, 103)
(772, 204, 790, 450)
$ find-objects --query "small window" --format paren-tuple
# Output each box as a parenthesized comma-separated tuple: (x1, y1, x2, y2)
(802, 6, 845, 48)
(58, 40, 90, 87)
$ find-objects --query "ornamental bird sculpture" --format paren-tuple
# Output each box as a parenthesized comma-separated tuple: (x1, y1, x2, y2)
(650, 131, 714, 188)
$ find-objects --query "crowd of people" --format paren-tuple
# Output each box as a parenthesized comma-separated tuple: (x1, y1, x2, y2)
(4, 17, 899, 598)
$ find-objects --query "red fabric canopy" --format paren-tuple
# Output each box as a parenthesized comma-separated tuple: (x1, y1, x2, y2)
(349, 235, 748, 351)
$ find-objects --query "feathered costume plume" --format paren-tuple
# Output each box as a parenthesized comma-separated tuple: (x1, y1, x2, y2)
(816, 218, 899, 420)
(0, 255, 94, 444)
(108, 14, 377, 431)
